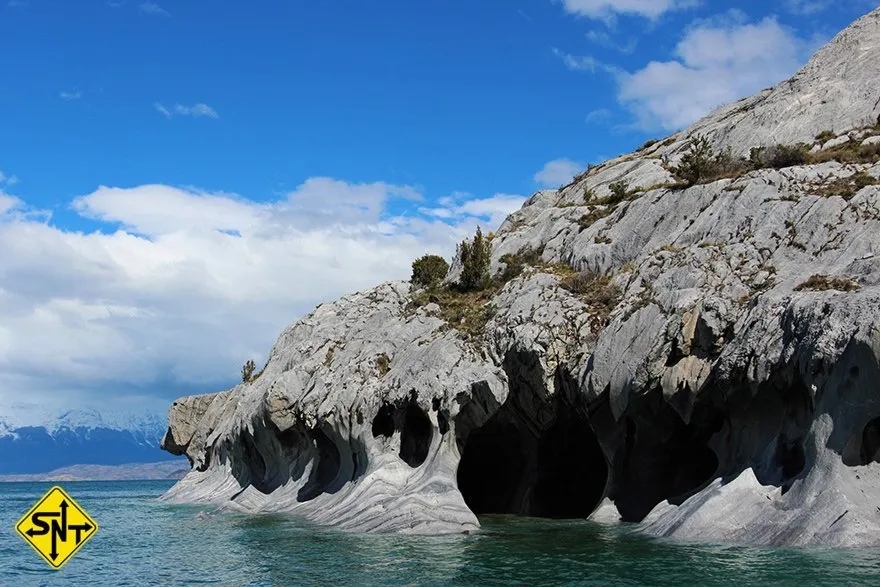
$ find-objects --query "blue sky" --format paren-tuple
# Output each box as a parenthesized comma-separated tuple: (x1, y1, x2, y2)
(0, 0, 877, 423)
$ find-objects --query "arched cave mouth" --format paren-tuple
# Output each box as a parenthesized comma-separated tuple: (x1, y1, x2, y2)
(456, 398, 608, 519)
(297, 426, 342, 502)
(610, 408, 721, 521)
(371, 396, 434, 468)
(843, 415, 880, 466)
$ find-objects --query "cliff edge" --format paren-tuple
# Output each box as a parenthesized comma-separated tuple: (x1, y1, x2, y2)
(160, 8, 880, 547)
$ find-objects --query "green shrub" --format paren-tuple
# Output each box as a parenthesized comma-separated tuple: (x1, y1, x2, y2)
(457, 227, 492, 292)
(376, 353, 390, 376)
(559, 272, 622, 314)
(816, 171, 878, 200)
(590, 181, 635, 206)
(671, 135, 752, 186)
(498, 248, 542, 283)
(854, 172, 878, 189)
(794, 274, 860, 292)
(815, 130, 835, 142)
(750, 144, 809, 169)
(609, 181, 629, 202)
(498, 254, 524, 282)
(577, 207, 612, 230)
(408, 287, 497, 339)
(672, 135, 716, 186)
(411, 254, 449, 288)
(241, 359, 256, 383)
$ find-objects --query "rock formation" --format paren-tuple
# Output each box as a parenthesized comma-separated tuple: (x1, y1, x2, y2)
(161, 8, 880, 546)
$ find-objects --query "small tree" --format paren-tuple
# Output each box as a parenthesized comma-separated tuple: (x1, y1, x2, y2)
(241, 359, 256, 383)
(672, 134, 715, 186)
(608, 180, 630, 203)
(411, 254, 449, 288)
(457, 226, 492, 291)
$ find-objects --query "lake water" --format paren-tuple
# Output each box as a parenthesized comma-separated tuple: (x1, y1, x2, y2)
(1, 480, 879, 585)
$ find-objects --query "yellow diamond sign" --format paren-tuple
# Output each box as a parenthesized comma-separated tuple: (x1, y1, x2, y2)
(15, 486, 98, 569)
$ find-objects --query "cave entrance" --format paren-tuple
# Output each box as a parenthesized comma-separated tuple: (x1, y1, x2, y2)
(371, 397, 434, 468)
(456, 399, 608, 519)
(843, 415, 880, 466)
(611, 411, 720, 522)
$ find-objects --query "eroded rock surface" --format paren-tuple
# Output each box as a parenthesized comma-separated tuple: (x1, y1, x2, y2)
(162, 8, 880, 546)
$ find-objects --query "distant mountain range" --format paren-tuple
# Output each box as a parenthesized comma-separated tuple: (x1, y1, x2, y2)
(0, 408, 178, 475)
(0, 460, 189, 482)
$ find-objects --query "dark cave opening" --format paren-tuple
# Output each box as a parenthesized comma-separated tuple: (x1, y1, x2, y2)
(297, 427, 342, 502)
(237, 428, 273, 494)
(843, 415, 880, 466)
(456, 400, 608, 519)
(456, 418, 527, 515)
(610, 400, 722, 522)
(775, 436, 806, 480)
(533, 408, 609, 518)
(371, 404, 395, 438)
(371, 399, 434, 468)
(399, 403, 432, 468)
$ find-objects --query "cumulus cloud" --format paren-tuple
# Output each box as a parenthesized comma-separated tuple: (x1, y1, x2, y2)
(0, 179, 525, 418)
(556, 0, 700, 21)
(534, 158, 584, 188)
(617, 17, 814, 131)
(0, 192, 20, 215)
(419, 192, 526, 229)
(60, 91, 82, 101)
(155, 102, 219, 119)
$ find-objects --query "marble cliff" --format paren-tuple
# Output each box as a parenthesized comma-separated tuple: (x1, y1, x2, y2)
(161, 8, 880, 547)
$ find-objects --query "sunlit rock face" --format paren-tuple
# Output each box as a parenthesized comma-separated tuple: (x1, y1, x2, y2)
(162, 7, 880, 546)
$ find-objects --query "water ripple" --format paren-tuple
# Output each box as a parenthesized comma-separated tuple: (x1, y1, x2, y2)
(1, 481, 879, 586)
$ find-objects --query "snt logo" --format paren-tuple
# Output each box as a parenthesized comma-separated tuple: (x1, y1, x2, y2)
(15, 486, 99, 569)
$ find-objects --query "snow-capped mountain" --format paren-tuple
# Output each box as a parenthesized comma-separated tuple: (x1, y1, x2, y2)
(0, 407, 176, 474)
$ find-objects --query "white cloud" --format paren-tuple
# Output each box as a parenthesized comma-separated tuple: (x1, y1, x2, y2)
(534, 158, 584, 188)
(0, 193, 20, 215)
(784, 0, 832, 14)
(585, 108, 613, 124)
(457, 194, 528, 227)
(175, 103, 219, 118)
(155, 102, 219, 119)
(0, 180, 524, 415)
(557, 0, 699, 21)
(420, 193, 527, 229)
(0, 171, 19, 187)
(60, 90, 82, 101)
(585, 30, 638, 53)
(552, 47, 623, 76)
(139, 2, 168, 16)
(617, 17, 814, 131)
(552, 48, 603, 72)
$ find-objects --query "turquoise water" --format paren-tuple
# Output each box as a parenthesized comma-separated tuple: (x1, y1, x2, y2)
(1, 481, 879, 586)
